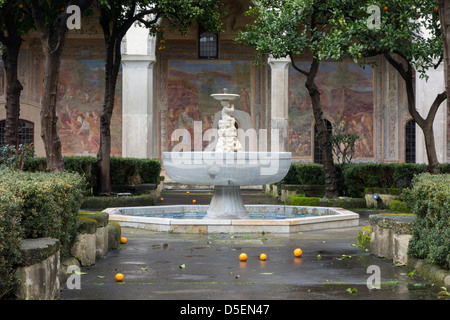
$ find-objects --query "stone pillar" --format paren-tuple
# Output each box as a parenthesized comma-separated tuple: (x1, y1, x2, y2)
(415, 61, 447, 164)
(121, 23, 157, 159)
(268, 56, 291, 152)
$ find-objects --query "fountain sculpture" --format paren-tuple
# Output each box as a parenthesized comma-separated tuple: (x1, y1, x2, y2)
(162, 89, 292, 219)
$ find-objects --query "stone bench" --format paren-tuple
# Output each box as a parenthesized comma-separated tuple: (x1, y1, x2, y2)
(369, 214, 415, 266)
(15, 238, 60, 300)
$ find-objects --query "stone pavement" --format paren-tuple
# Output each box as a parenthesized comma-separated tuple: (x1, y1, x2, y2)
(60, 189, 448, 307)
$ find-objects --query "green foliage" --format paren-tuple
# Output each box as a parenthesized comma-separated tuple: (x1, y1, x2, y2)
(282, 163, 324, 185)
(0, 144, 35, 171)
(330, 119, 360, 164)
(236, 0, 360, 63)
(357, 225, 371, 250)
(0, 168, 86, 261)
(110, 157, 161, 185)
(0, 188, 24, 299)
(288, 196, 321, 207)
(389, 200, 411, 213)
(281, 162, 441, 198)
(403, 174, 450, 269)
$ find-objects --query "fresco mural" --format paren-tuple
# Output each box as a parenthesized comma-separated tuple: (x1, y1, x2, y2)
(56, 59, 122, 156)
(165, 60, 252, 151)
(288, 61, 374, 159)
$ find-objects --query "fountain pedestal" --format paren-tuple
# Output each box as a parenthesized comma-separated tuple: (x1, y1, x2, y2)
(205, 186, 248, 219)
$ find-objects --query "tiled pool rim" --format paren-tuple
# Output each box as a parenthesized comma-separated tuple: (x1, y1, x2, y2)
(104, 205, 359, 234)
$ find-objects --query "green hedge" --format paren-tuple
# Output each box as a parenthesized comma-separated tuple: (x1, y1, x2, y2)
(0, 168, 86, 298)
(24, 156, 162, 191)
(402, 173, 450, 270)
(281, 162, 450, 198)
(0, 188, 24, 299)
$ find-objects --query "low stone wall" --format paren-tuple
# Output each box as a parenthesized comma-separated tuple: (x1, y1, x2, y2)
(369, 214, 415, 266)
(15, 238, 61, 300)
(14, 212, 121, 300)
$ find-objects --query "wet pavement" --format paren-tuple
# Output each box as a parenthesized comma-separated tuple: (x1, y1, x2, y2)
(60, 189, 449, 306)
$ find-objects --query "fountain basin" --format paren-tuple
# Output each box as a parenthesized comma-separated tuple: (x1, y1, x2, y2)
(162, 152, 292, 220)
(105, 205, 359, 234)
(162, 152, 292, 186)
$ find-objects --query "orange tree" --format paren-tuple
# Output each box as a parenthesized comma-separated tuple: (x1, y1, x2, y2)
(332, 0, 446, 174)
(235, 0, 366, 198)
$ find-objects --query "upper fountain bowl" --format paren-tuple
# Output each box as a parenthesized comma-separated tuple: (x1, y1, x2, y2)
(162, 152, 292, 186)
(211, 88, 240, 102)
(210, 93, 240, 101)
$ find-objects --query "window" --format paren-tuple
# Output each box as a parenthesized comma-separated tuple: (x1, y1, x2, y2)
(199, 26, 218, 59)
(0, 120, 34, 147)
(405, 120, 416, 163)
(314, 119, 333, 164)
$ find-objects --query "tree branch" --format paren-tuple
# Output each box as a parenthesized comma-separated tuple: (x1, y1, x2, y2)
(425, 91, 447, 124)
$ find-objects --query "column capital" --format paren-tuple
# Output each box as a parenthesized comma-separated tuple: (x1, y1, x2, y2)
(268, 55, 291, 70)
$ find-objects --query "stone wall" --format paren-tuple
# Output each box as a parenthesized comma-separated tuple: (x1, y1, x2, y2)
(14, 213, 121, 300)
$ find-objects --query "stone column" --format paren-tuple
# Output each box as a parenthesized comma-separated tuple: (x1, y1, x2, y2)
(121, 23, 157, 159)
(268, 56, 291, 152)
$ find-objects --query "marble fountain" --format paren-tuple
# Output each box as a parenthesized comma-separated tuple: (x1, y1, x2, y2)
(106, 90, 359, 233)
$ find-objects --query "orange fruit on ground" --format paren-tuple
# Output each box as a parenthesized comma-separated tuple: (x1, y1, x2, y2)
(120, 237, 127, 244)
(260, 253, 267, 261)
(186, 191, 190, 194)
(239, 253, 248, 261)
(192, 199, 197, 203)
(294, 248, 303, 257)
(160, 197, 164, 201)
(115, 273, 124, 282)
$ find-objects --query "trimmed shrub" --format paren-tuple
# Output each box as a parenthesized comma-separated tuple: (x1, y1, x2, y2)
(0, 189, 24, 299)
(0, 168, 86, 260)
(25, 156, 161, 192)
(341, 163, 396, 198)
(282, 163, 324, 185)
(403, 174, 450, 270)
(389, 200, 411, 213)
(288, 196, 321, 206)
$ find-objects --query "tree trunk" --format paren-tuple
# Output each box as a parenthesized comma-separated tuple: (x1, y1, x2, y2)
(403, 68, 445, 174)
(40, 48, 65, 172)
(96, 16, 122, 194)
(305, 58, 339, 198)
(2, 32, 23, 148)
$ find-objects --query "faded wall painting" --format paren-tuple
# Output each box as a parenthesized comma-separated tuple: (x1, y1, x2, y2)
(288, 61, 374, 159)
(56, 59, 122, 156)
(165, 60, 252, 151)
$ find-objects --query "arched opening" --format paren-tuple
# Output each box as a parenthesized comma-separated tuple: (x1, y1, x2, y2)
(0, 119, 34, 148)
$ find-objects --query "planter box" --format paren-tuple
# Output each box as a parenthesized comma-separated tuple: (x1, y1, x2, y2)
(369, 214, 415, 266)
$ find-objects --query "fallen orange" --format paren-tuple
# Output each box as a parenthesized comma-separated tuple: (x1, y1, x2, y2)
(186, 191, 190, 194)
(160, 197, 164, 201)
(115, 273, 124, 282)
(120, 237, 127, 244)
(239, 253, 248, 261)
(294, 248, 303, 257)
(260, 253, 267, 261)
(192, 199, 197, 203)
